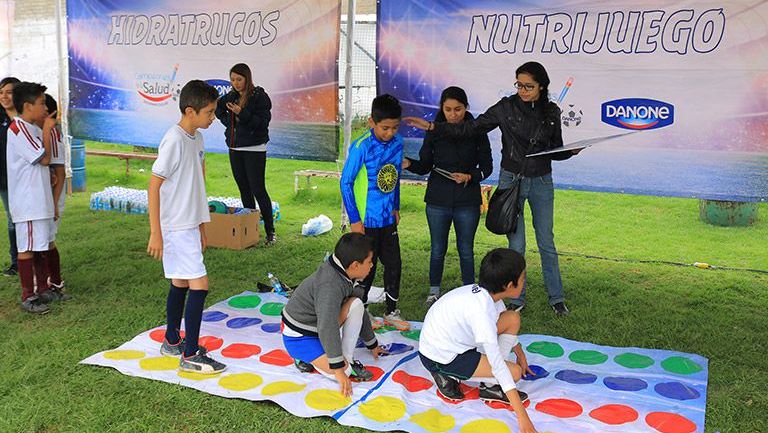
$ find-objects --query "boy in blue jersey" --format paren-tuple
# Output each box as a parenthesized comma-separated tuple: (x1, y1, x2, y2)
(340, 94, 408, 331)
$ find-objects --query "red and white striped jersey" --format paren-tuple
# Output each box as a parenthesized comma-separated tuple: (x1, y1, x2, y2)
(6, 118, 54, 222)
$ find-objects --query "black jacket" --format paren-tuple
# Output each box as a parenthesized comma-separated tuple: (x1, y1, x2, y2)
(406, 112, 493, 208)
(435, 94, 571, 177)
(0, 108, 11, 190)
(215, 87, 271, 149)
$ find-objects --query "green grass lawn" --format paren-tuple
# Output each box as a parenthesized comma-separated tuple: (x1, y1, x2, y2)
(0, 142, 766, 433)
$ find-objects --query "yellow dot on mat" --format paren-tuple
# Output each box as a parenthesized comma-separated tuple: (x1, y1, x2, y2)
(305, 389, 352, 411)
(460, 419, 510, 433)
(359, 396, 406, 423)
(103, 350, 145, 360)
(218, 373, 263, 391)
(409, 409, 456, 432)
(262, 381, 307, 396)
(178, 371, 221, 381)
(139, 356, 179, 371)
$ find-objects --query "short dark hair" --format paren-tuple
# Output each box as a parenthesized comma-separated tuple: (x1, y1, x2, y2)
(334, 232, 374, 269)
(371, 94, 402, 122)
(44, 94, 58, 115)
(179, 80, 219, 114)
(479, 248, 526, 294)
(13, 82, 47, 114)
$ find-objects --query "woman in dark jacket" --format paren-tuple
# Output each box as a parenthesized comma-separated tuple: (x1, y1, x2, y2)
(403, 86, 492, 305)
(406, 62, 580, 315)
(0, 76, 20, 275)
(215, 63, 276, 244)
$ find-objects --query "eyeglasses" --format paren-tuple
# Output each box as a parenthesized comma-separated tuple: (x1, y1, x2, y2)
(514, 82, 538, 91)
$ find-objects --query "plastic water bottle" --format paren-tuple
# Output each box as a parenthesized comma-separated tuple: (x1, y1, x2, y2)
(268, 273, 286, 295)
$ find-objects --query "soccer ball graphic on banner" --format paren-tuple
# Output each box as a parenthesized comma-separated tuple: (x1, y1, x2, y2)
(561, 104, 583, 128)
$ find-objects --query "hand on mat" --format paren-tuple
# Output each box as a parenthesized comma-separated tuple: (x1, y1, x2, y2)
(403, 116, 430, 130)
(371, 345, 388, 360)
(147, 233, 163, 260)
(335, 369, 352, 397)
(225, 102, 242, 115)
(517, 351, 535, 377)
(350, 222, 364, 234)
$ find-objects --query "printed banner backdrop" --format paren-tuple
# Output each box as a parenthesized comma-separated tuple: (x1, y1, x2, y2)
(67, 0, 340, 160)
(379, 1, 768, 201)
(82, 291, 709, 433)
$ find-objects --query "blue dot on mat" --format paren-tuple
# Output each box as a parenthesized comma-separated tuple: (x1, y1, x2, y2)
(555, 369, 597, 385)
(655, 381, 701, 400)
(356, 339, 366, 348)
(261, 323, 281, 333)
(522, 364, 550, 381)
(603, 376, 648, 391)
(202, 311, 228, 322)
(226, 317, 263, 329)
(380, 342, 414, 356)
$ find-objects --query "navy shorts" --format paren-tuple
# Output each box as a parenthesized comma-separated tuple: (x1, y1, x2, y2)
(419, 350, 482, 380)
(283, 334, 325, 363)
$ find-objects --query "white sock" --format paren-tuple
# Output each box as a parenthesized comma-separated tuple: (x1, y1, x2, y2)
(341, 298, 365, 363)
(498, 334, 518, 360)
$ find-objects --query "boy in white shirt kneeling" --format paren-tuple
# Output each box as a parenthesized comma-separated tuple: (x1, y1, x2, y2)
(419, 248, 538, 433)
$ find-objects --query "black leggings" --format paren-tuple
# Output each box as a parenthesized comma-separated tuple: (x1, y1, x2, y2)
(228, 150, 274, 235)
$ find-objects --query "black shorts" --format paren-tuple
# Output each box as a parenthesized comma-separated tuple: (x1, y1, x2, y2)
(419, 350, 481, 381)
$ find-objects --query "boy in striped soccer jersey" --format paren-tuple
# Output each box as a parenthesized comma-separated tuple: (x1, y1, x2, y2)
(5, 83, 65, 314)
(340, 94, 408, 331)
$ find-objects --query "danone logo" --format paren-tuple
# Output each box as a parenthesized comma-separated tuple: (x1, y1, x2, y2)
(601, 98, 674, 130)
(135, 64, 180, 105)
(206, 79, 232, 97)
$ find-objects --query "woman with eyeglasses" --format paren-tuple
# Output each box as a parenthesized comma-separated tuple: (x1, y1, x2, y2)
(405, 62, 580, 316)
(402, 86, 493, 306)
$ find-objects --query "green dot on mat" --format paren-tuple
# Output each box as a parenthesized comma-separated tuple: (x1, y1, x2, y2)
(614, 353, 655, 369)
(661, 356, 703, 375)
(526, 341, 564, 358)
(569, 350, 609, 365)
(400, 330, 421, 341)
(259, 302, 285, 316)
(375, 325, 397, 334)
(228, 295, 262, 309)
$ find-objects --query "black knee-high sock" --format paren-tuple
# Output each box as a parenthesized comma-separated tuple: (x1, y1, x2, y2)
(165, 283, 188, 344)
(183, 289, 208, 357)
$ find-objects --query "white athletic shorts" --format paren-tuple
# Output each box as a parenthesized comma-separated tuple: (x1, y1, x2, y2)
(162, 227, 206, 280)
(50, 217, 61, 239)
(16, 219, 54, 253)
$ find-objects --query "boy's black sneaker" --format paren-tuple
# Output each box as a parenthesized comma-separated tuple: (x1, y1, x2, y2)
(3, 265, 17, 277)
(479, 382, 528, 404)
(294, 359, 316, 373)
(349, 360, 373, 382)
(20, 297, 50, 315)
(179, 350, 226, 374)
(431, 371, 464, 401)
(552, 301, 570, 316)
(265, 232, 277, 246)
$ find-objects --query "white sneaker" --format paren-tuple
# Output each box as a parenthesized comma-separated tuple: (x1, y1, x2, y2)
(367, 310, 384, 330)
(366, 286, 386, 304)
(384, 309, 410, 331)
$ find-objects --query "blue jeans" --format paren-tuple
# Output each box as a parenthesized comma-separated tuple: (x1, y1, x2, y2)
(0, 189, 17, 268)
(497, 169, 564, 306)
(426, 204, 480, 291)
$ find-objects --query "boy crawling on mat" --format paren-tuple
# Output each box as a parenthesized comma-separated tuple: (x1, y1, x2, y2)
(419, 248, 537, 433)
(281, 233, 387, 396)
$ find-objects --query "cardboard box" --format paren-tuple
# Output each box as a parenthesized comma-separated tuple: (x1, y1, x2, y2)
(205, 211, 260, 250)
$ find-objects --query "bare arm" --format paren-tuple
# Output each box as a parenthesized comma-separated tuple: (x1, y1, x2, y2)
(40, 116, 55, 166)
(147, 175, 164, 260)
(51, 166, 65, 218)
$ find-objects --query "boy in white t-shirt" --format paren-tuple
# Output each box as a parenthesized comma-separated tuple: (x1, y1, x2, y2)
(5, 82, 61, 314)
(419, 248, 537, 433)
(146, 80, 226, 374)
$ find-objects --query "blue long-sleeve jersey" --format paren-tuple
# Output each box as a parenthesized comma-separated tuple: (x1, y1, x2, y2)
(340, 129, 402, 228)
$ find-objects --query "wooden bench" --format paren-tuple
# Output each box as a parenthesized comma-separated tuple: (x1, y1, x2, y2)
(294, 169, 494, 213)
(86, 150, 157, 174)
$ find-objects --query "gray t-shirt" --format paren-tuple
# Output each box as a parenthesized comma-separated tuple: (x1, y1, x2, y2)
(152, 125, 210, 231)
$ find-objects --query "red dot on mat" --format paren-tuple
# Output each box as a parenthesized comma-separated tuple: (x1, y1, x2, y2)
(393, 370, 433, 392)
(149, 329, 185, 343)
(367, 366, 385, 381)
(259, 349, 294, 367)
(646, 412, 697, 433)
(221, 343, 262, 359)
(535, 398, 583, 418)
(589, 404, 639, 425)
(198, 336, 223, 352)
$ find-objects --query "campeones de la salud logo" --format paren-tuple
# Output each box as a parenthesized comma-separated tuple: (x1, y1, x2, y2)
(601, 98, 674, 130)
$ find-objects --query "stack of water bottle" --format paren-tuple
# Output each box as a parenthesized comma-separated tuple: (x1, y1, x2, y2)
(89, 187, 149, 214)
(207, 196, 281, 222)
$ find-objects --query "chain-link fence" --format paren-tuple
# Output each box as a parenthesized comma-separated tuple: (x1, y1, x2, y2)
(339, 17, 377, 122)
